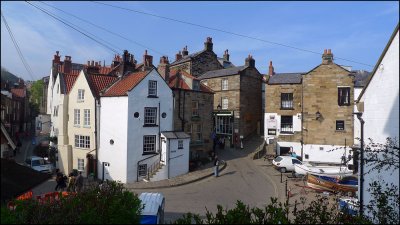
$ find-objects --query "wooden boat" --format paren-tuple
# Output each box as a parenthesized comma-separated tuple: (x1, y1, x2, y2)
(306, 174, 358, 193)
(295, 163, 353, 177)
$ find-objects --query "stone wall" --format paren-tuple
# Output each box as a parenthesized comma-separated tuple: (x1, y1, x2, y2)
(302, 64, 354, 146)
(170, 51, 222, 77)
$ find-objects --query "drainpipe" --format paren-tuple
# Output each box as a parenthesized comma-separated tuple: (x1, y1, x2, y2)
(158, 101, 161, 160)
(354, 112, 364, 216)
(178, 89, 184, 131)
(167, 139, 170, 179)
(301, 78, 304, 160)
(95, 99, 100, 179)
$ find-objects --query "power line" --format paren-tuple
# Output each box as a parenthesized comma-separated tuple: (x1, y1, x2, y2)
(38, 1, 169, 58)
(1, 10, 36, 80)
(26, 1, 121, 55)
(92, 1, 374, 67)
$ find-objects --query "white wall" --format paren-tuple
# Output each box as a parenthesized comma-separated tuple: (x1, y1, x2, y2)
(46, 69, 54, 115)
(303, 144, 352, 164)
(276, 141, 302, 156)
(98, 96, 128, 183)
(161, 134, 190, 179)
(360, 30, 399, 216)
(264, 113, 301, 142)
(126, 70, 173, 183)
(35, 114, 51, 136)
(353, 87, 363, 147)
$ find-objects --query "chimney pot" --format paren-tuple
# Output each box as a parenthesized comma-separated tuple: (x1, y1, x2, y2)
(204, 37, 213, 51)
(324, 49, 327, 54)
(322, 49, 334, 64)
(268, 60, 275, 76)
(223, 49, 230, 61)
(87, 61, 90, 66)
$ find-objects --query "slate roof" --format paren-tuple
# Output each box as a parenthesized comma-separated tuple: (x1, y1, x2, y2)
(198, 66, 248, 79)
(170, 50, 206, 66)
(102, 70, 151, 96)
(161, 131, 190, 139)
(353, 70, 371, 88)
(10, 88, 26, 98)
(217, 57, 235, 69)
(267, 73, 303, 84)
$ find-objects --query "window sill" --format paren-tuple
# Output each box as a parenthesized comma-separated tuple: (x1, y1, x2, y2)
(335, 130, 346, 132)
(142, 152, 158, 156)
(74, 147, 90, 150)
(74, 125, 80, 128)
(280, 132, 294, 135)
(143, 124, 158, 127)
(280, 108, 294, 110)
(147, 95, 158, 98)
(83, 125, 91, 128)
(77, 100, 84, 103)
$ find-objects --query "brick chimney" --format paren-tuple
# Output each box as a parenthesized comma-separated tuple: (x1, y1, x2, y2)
(223, 49, 230, 61)
(182, 46, 188, 56)
(119, 50, 136, 75)
(175, 51, 182, 61)
(64, 56, 72, 74)
(245, 55, 255, 68)
(268, 61, 275, 76)
(204, 37, 213, 51)
(53, 51, 61, 64)
(143, 50, 153, 70)
(322, 49, 334, 64)
(52, 51, 61, 78)
(112, 54, 121, 67)
(158, 56, 170, 82)
(86, 59, 100, 74)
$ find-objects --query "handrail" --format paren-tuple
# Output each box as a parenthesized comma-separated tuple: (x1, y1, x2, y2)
(147, 159, 161, 180)
(137, 153, 159, 182)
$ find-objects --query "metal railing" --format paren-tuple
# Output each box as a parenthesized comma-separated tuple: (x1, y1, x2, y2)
(147, 160, 161, 180)
(280, 123, 293, 133)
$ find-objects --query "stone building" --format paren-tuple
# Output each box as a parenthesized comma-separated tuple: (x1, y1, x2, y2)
(158, 56, 214, 160)
(169, 37, 224, 77)
(199, 55, 262, 148)
(265, 49, 355, 164)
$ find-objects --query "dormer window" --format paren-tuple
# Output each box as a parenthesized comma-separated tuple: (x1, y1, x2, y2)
(193, 80, 200, 91)
(78, 89, 85, 102)
(148, 80, 157, 97)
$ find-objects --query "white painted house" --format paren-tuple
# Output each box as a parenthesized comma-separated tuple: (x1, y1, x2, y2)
(356, 24, 399, 218)
(98, 68, 174, 183)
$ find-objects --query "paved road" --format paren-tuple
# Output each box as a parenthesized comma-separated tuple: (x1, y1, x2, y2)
(133, 146, 278, 223)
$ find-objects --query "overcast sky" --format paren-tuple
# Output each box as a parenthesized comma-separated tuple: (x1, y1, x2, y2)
(1, 1, 398, 81)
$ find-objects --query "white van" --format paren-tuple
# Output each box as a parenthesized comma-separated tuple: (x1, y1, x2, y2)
(24, 156, 53, 173)
(139, 192, 165, 224)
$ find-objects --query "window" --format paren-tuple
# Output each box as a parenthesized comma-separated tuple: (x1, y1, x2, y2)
(336, 120, 345, 130)
(75, 135, 90, 148)
(178, 140, 183, 149)
(280, 116, 293, 133)
(191, 124, 202, 141)
(138, 164, 147, 177)
(222, 78, 228, 90)
(222, 98, 228, 109)
(78, 89, 85, 102)
(192, 101, 199, 116)
(74, 109, 80, 126)
(338, 87, 350, 106)
(144, 107, 157, 126)
(143, 135, 156, 154)
(84, 109, 90, 126)
(148, 80, 157, 97)
(281, 93, 293, 109)
(78, 158, 84, 171)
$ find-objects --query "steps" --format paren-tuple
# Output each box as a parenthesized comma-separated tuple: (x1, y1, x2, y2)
(149, 164, 167, 181)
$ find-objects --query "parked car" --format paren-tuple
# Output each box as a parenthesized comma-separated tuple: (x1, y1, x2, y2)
(272, 155, 303, 173)
(24, 156, 54, 174)
(139, 192, 165, 224)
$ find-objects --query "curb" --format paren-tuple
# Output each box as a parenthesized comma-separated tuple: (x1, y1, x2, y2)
(125, 162, 228, 190)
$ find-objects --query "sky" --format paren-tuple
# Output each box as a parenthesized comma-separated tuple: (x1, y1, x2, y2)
(1, 1, 399, 81)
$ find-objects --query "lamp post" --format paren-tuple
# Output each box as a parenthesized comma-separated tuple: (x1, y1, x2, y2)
(353, 112, 365, 216)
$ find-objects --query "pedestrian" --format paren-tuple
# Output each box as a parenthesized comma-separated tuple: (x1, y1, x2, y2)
(211, 130, 217, 152)
(67, 173, 76, 192)
(75, 171, 84, 193)
(214, 155, 220, 177)
(54, 169, 63, 191)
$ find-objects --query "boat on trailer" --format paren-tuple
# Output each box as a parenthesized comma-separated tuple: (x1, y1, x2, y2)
(294, 163, 353, 177)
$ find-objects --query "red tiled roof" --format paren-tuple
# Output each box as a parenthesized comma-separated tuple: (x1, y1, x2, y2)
(10, 88, 25, 98)
(168, 70, 213, 93)
(63, 74, 79, 94)
(57, 64, 81, 76)
(87, 74, 118, 97)
(103, 71, 150, 96)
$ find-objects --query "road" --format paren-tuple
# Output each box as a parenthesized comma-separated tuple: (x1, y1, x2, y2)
(133, 146, 279, 223)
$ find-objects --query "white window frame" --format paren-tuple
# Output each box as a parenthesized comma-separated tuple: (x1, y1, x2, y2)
(78, 158, 84, 171)
(222, 78, 228, 90)
(74, 109, 80, 126)
(138, 164, 147, 177)
(148, 80, 157, 96)
(78, 89, 85, 102)
(178, 140, 183, 149)
(143, 135, 156, 154)
(75, 135, 90, 149)
(84, 109, 90, 127)
(222, 98, 228, 110)
(192, 101, 199, 116)
(144, 107, 157, 125)
(191, 124, 202, 141)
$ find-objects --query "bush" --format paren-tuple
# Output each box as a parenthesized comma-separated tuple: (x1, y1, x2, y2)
(1, 181, 142, 224)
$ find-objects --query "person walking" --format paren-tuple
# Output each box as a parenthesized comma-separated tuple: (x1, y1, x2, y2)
(214, 155, 220, 177)
(54, 169, 63, 191)
(67, 173, 76, 192)
(75, 171, 84, 193)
